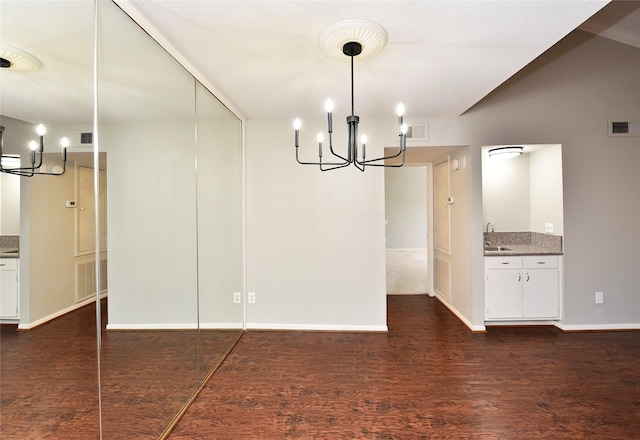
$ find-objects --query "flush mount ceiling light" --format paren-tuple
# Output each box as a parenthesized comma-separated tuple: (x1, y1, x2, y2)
(488, 146, 523, 159)
(294, 20, 406, 172)
(0, 43, 43, 72)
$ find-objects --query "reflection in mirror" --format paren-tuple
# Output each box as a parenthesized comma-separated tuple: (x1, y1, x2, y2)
(97, 1, 243, 438)
(0, 0, 100, 438)
(195, 80, 244, 377)
(97, 0, 200, 437)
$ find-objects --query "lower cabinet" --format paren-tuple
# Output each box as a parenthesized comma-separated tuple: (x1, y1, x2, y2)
(485, 255, 560, 320)
(0, 258, 20, 320)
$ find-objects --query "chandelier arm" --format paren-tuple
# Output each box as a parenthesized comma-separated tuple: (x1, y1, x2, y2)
(359, 150, 406, 168)
(327, 132, 349, 162)
(320, 162, 351, 171)
(357, 146, 404, 164)
(296, 146, 348, 167)
(352, 159, 365, 172)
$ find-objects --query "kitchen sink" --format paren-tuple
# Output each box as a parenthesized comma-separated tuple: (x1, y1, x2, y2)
(484, 246, 510, 252)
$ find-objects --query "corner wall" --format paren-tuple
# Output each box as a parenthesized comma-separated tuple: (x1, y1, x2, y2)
(463, 31, 640, 328)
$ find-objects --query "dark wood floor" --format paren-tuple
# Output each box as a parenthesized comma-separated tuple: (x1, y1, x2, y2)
(0, 300, 242, 439)
(170, 295, 640, 439)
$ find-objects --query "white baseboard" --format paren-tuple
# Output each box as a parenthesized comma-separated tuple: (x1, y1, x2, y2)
(434, 294, 486, 332)
(18, 293, 107, 330)
(106, 322, 244, 330)
(199, 323, 244, 330)
(106, 323, 198, 330)
(555, 322, 640, 331)
(245, 323, 389, 332)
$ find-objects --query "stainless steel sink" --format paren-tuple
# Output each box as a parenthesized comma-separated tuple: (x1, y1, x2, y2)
(484, 246, 510, 252)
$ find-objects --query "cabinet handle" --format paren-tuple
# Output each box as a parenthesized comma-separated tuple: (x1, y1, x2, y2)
(518, 273, 521, 281)
(537, 261, 546, 265)
(526, 273, 530, 282)
(0, 263, 5, 267)
(501, 262, 510, 265)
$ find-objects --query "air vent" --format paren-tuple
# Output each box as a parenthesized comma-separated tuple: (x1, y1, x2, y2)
(80, 132, 93, 144)
(608, 118, 640, 137)
(404, 124, 429, 142)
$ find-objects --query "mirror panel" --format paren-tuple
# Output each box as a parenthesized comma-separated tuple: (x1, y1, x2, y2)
(195, 80, 244, 374)
(1, 1, 99, 438)
(2, 1, 244, 437)
(97, 0, 200, 437)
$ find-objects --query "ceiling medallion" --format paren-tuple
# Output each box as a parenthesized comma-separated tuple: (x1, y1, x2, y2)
(0, 43, 43, 72)
(317, 19, 388, 62)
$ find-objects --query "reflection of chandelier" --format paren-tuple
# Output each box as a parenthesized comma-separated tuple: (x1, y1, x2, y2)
(294, 34, 407, 171)
(0, 124, 68, 177)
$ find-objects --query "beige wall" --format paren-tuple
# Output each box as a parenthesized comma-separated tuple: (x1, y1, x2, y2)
(26, 162, 77, 324)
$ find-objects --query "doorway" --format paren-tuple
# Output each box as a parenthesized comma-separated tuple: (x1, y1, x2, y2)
(383, 145, 467, 300)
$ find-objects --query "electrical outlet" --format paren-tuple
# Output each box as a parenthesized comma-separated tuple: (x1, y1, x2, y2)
(248, 292, 256, 304)
(233, 292, 241, 304)
(545, 222, 554, 233)
(595, 291, 604, 304)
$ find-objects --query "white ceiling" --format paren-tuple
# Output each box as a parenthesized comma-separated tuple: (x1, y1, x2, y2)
(1, 0, 639, 127)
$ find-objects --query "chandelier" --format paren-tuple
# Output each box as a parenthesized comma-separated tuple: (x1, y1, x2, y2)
(0, 124, 68, 177)
(294, 20, 408, 172)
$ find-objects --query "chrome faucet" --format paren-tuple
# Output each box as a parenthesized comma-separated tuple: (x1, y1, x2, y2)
(485, 222, 494, 246)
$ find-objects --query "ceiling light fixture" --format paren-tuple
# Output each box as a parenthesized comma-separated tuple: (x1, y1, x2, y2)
(0, 43, 43, 72)
(488, 146, 523, 159)
(293, 20, 407, 171)
(0, 125, 68, 177)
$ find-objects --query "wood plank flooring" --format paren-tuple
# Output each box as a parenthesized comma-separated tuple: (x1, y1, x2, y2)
(0, 300, 242, 439)
(170, 295, 640, 439)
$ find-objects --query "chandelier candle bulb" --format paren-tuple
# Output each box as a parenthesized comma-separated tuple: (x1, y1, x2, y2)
(293, 119, 301, 147)
(396, 103, 405, 132)
(325, 98, 334, 133)
(61, 137, 69, 161)
(317, 132, 323, 158)
(361, 134, 367, 159)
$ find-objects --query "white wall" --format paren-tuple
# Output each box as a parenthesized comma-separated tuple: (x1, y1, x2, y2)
(0, 172, 20, 235)
(104, 121, 200, 328)
(244, 117, 389, 330)
(482, 151, 531, 231)
(530, 145, 563, 235)
(0, 117, 30, 236)
(384, 166, 427, 249)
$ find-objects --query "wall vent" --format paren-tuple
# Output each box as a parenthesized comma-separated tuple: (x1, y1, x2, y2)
(434, 255, 451, 302)
(406, 124, 428, 140)
(608, 118, 640, 137)
(80, 132, 93, 144)
(75, 257, 107, 303)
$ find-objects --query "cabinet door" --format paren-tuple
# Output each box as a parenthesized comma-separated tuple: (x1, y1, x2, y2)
(486, 268, 522, 319)
(523, 268, 559, 318)
(0, 270, 19, 319)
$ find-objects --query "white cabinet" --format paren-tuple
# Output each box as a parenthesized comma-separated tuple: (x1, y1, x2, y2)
(0, 258, 20, 319)
(485, 255, 560, 320)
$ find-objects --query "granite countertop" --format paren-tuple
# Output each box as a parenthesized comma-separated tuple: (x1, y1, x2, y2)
(483, 231, 563, 256)
(0, 247, 19, 258)
(484, 244, 562, 256)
